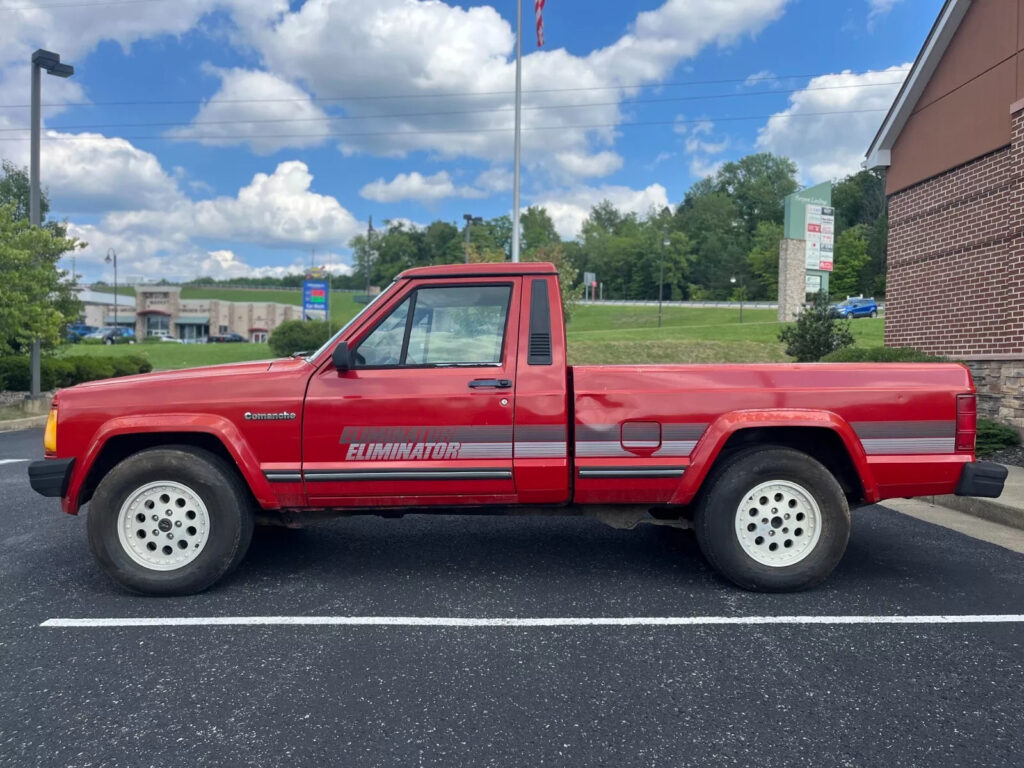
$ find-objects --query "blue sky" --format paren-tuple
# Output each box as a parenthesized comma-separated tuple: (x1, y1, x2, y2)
(0, 0, 941, 281)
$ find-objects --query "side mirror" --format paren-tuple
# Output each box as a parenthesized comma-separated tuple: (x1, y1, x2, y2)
(332, 341, 352, 372)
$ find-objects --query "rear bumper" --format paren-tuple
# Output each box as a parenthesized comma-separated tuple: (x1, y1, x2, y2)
(956, 461, 1007, 499)
(28, 458, 75, 498)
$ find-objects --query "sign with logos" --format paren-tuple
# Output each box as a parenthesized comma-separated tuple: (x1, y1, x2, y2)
(302, 278, 330, 322)
(804, 205, 834, 272)
(805, 274, 821, 293)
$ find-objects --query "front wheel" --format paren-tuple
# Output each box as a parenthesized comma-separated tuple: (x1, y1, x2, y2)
(87, 446, 254, 595)
(870, 310, 878, 318)
(694, 447, 850, 592)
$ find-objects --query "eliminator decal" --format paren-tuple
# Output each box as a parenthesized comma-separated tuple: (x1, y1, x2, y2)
(339, 425, 568, 461)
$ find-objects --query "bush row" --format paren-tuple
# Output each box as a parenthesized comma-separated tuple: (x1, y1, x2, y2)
(0, 355, 153, 392)
(820, 346, 946, 363)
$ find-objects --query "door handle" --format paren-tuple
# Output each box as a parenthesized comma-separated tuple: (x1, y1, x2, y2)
(468, 379, 512, 389)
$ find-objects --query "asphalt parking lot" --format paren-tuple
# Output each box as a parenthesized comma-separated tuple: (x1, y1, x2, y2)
(1, 428, 1023, 768)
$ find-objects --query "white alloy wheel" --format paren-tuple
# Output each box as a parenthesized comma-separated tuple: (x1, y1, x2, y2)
(116, 481, 211, 571)
(734, 480, 822, 567)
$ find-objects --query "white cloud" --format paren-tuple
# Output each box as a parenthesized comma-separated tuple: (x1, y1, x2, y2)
(37, 132, 182, 213)
(474, 167, 513, 193)
(533, 183, 670, 239)
(868, 0, 903, 20)
(105, 160, 361, 248)
(168, 66, 332, 154)
(359, 170, 487, 203)
(743, 69, 778, 88)
(553, 151, 624, 178)
(755, 65, 909, 182)
(237, 0, 790, 174)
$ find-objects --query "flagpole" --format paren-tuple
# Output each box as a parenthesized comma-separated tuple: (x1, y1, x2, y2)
(511, 0, 523, 263)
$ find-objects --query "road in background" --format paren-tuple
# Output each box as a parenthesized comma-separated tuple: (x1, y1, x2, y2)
(1, 428, 1021, 767)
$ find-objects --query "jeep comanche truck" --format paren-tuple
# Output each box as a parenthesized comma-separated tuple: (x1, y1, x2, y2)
(28, 262, 1006, 595)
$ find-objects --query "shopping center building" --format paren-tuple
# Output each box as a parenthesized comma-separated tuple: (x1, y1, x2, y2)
(79, 286, 302, 343)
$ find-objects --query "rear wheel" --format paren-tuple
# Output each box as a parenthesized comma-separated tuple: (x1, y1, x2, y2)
(87, 446, 254, 595)
(694, 447, 850, 591)
(870, 310, 878, 318)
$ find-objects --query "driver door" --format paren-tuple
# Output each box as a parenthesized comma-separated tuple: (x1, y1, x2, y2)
(302, 277, 521, 507)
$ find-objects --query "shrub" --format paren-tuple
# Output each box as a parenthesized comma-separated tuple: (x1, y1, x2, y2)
(70, 356, 116, 384)
(125, 354, 153, 374)
(268, 320, 332, 357)
(109, 357, 143, 377)
(41, 358, 78, 389)
(778, 292, 855, 362)
(976, 418, 1021, 456)
(79, 337, 104, 346)
(821, 346, 945, 363)
(0, 357, 30, 391)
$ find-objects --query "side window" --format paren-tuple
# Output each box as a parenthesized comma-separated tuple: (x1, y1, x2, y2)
(355, 297, 410, 367)
(355, 285, 511, 368)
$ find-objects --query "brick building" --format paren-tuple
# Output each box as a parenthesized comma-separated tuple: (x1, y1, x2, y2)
(865, 0, 1024, 427)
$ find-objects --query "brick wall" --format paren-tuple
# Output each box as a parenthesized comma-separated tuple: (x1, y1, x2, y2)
(885, 107, 1024, 357)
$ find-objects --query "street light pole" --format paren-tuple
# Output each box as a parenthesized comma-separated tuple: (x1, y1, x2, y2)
(106, 249, 117, 336)
(730, 274, 745, 324)
(658, 237, 669, 329)
(28, 49, 74, 399)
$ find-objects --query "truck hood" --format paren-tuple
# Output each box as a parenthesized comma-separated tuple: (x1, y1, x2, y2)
(65, 356, 309, 393)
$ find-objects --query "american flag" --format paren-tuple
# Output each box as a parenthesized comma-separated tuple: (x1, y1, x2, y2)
(535, 0, 546, 47)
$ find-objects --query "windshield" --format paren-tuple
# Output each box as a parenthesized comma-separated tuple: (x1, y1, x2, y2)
(305, 282, 398, 362)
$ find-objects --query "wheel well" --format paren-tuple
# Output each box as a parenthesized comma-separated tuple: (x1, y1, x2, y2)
(714, 427, 864, 504)
(79, 432, 247, 507)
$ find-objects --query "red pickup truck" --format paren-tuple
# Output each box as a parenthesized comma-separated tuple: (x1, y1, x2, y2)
(29, 262, 1005, 595)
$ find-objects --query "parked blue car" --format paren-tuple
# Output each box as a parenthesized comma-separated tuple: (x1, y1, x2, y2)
(66, 323, 97, 343)
(831, 298, 879, 319)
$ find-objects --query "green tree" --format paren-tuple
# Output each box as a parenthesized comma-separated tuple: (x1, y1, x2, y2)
(520, 206, 560, 254)
(831, 225, 871, 298)
(778, 292, 854, 362)
(711, 153, 798, 235)
(0, 204, 81, 354)
(746, 221, 783, 300)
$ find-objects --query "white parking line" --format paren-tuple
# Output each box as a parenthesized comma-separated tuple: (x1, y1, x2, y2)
(40, 614, 1024, 628)
(0, 459, 29, 465)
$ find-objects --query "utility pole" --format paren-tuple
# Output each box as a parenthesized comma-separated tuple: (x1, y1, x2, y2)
(365, 216, 374, 296)
(510, 0, 523, 263)
(29, 49, 74, 399)
(463, 213, 474, 264)
(658, 236, 669, 328)
(105, 249, 117, 336)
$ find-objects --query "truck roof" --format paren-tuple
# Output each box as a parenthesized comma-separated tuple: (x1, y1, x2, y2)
(398, 262, 557, 279)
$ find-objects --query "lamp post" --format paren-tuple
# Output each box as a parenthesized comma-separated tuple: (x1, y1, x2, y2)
(658, 237, 670, 328)
(462, 213, 483, 264)
(105, 249, 118, 337)
(730, 273, 745, 324)
(28, 49, 74, 399)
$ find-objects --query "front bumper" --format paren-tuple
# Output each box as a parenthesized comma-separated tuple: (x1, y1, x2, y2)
(28, 458, 75, 498)
(956, 461, 1007, 499)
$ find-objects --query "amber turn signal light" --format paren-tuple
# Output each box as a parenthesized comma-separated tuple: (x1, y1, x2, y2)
(43, 408, 57, 454)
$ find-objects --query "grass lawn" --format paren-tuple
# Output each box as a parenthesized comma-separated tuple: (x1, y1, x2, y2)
(56, 303, 887, 370)
(179, 287, 365, 328)
(59, 342, 276, 369)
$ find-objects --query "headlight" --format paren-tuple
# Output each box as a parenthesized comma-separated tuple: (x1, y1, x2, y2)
(44, 408, 57, 454)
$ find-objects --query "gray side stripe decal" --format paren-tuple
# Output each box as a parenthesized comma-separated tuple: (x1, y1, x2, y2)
(305, 468, 512, 481)
(852, 421, 955, 439)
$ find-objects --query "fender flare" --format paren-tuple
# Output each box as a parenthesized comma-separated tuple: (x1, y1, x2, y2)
(669, 409, 878, 506)
(63, 413, 279, 515)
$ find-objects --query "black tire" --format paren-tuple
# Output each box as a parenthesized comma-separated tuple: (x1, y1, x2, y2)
(87, 446, 255, 596)
(870, 310, 878, 318)
(694, 447, 850, 592)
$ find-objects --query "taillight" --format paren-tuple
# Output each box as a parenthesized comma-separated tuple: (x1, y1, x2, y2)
(955, 394, 977, 453)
